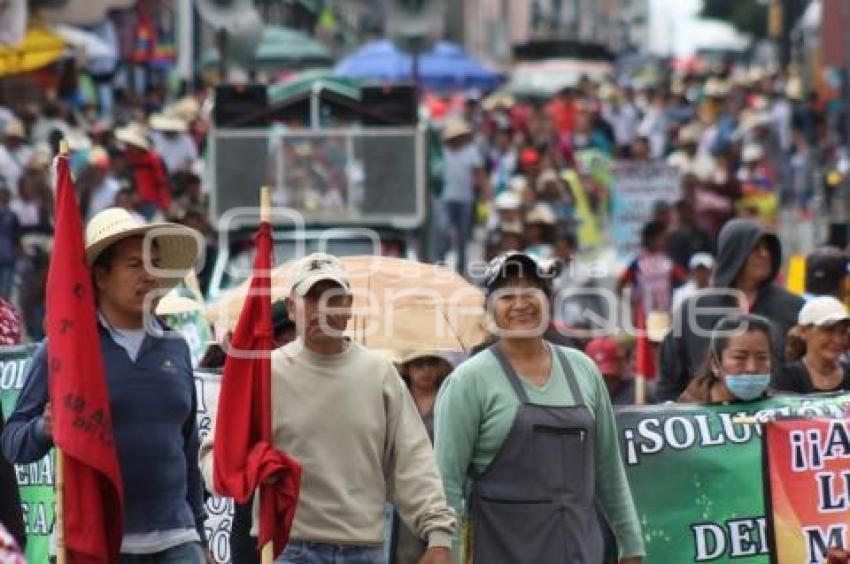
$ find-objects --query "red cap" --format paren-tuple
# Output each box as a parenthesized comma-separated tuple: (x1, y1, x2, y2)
(586, 337, 621, 375)
(519, 148, 540, 166)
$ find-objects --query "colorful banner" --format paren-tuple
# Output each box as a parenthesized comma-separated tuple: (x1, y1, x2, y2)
(616, 394, 850, 564)
(0, 349, 234, 563)
(765, 418, 850, 563)
(5, 337, 850, 564)
(0, 344, 51, 564)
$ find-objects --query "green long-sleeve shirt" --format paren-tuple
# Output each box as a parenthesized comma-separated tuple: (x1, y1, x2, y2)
(434, 344, 645, 560)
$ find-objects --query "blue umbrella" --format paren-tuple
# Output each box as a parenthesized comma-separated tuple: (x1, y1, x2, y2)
(333, 39, 501, 92)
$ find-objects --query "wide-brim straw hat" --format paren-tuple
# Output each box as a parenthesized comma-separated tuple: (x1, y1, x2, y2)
(115, 123, 150, 150)
(85, 208, 200, 290)
(442, 119, 472, 141)
(150, 113, 188, 132)
(170, 97, 201, 122)
(4, 119, 24, 139)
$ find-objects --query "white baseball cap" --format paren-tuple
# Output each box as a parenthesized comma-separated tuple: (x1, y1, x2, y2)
(798, 296, 850, 326)
(290, 253, 351, 297)
(689, 252, 715, 270)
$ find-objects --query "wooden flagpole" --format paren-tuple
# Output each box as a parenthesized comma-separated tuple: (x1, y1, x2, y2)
(55, 139, 69, 564)
(260, 186, 274, 564)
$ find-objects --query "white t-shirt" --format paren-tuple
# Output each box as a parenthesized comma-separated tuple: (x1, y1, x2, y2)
(441, 143, 482, 203)
(151, 132, 198, 174)
(87, 177, 121, 220)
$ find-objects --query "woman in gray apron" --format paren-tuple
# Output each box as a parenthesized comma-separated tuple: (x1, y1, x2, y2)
(434, 252, 644, 564)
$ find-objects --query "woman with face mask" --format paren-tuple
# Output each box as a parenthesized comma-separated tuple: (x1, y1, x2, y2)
(434, 251, 644, 564)
(678, 313, 775, 404)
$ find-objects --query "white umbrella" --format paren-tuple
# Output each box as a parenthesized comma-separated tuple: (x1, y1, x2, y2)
(54, 24, 115, 61)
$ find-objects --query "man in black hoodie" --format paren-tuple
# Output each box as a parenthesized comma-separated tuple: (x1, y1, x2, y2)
(656, 219, 805, 401)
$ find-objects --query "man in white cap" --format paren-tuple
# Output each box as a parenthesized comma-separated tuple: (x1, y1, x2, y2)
(671, 252, 715, 312)
(201, 252, 455, 564)
(1, 208, 210, 563)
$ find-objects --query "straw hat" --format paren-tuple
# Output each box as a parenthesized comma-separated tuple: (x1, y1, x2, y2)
(170, 97, 201, 122)
(508, 175, 528, 194)
(4, 120, 24, 139)
(441, 119, 472, 141)
(26, 143, 52, 170)
(525, 203, 557, 226)
(85, 208, 200, 290)
(703, 78, 730, 98)
(646, 311, 671, 343)
(494, 191, 521, 211)
(741, 143, 764, 163)
(678, 122, 702, 145)
(66, 130, 92, 152)
(482, 92, 515, 111)
(115, 123, 150, 150)
(786, 77, 804, 101)
(149, 113, 188, 132)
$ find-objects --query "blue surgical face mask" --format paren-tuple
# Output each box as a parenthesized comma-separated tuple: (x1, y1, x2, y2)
(723, 374, 771, 401)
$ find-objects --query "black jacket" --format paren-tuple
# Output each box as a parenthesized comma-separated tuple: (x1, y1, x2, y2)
(657, 219, 804, 401)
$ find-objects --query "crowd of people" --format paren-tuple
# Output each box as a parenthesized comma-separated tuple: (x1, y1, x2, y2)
(0, 57, 848, 563)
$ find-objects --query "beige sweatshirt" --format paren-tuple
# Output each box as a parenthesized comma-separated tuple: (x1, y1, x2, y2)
(199, 338, 456, 548)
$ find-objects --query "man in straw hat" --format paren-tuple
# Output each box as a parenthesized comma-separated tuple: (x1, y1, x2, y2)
(0, 119, 33, 195)
(116, 123, 171, 220)
(149, 113, 198, 176)
(1, 207, 211, 563)
(201, 252, 455, 564)
(440, 118, 488, 277)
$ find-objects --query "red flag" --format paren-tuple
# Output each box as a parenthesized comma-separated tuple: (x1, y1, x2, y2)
(46, 153, 124, 562)
(213, 222, 301, 558)
(635, 303, 656, 380)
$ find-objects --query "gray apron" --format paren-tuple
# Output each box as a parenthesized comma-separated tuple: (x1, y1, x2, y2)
(469, 344, 604, 564)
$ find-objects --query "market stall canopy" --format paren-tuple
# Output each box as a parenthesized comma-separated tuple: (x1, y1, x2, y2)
(502, 59, 613, 98)
(268, 68, 361, 105)
(201, 25, 334, 72)
(206, 256, 490, 353)
(333, 39, 502, 92)
(0, 25, 65, 77)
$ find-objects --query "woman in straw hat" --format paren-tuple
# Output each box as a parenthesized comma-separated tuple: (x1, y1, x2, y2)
(1, 208, 211, 563)
(391, 350, 455, 564)
(435, 251, 644, 564)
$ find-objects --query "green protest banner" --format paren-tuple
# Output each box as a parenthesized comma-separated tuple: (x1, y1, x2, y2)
(616, 393, 850, 563)
(0, 343, 53, 564)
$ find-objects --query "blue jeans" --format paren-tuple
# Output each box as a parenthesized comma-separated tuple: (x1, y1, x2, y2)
(119, 541, 205, 564)
(275, 540, 385, 564)
(442, 200, 473, 277)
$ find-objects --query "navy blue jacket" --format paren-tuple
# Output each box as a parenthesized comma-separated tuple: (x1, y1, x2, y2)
(0, 325, 207, 542)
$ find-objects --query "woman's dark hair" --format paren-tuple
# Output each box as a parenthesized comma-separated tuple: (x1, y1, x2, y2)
(701, 313, 775, 379)
(641, 220, 667, 248)
(399, 355, 452, 390)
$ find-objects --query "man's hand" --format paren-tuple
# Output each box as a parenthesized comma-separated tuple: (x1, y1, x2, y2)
(41, 402, 53, 440)
(418, 547, 452, 564)
(620, 557, 643, 564)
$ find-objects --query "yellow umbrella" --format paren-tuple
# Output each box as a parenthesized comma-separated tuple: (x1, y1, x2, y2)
(206, 256, 490, 353)
(0, 26, 66, 77)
